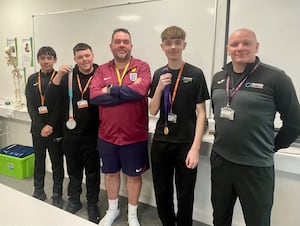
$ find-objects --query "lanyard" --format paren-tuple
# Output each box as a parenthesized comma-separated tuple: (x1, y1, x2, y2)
(225, 62, 261, 105)
(115, 61, 130, 85)
(76, 74, 93, 100)
(169, 63, 185, 111)
(164, 63, 185, 130)
(38, 70, 56, 106)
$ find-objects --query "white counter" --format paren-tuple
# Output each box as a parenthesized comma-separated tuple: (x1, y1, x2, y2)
(0, 104, 30, 122)
(0, 183, 95, 226)
(1, 104, 300, 226)
(1, 104, 300, 175)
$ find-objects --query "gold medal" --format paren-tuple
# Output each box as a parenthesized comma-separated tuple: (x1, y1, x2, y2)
(164, 127, 169, 135)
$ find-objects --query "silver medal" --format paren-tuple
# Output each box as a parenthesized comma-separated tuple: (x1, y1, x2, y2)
(66, 119, 77, 130)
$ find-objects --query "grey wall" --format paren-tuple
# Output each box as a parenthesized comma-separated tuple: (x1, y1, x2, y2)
(229, 0, 300, 100)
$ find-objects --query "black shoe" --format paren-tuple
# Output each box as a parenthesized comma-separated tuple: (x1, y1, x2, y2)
(88, 205, 100, 224)
(66, 201, 82, 214)
(32, 191, 47, 201)
(52, 194, 63, 208)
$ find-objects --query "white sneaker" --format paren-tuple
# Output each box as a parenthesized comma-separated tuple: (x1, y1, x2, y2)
(99, 209, 120, 226)
(128, 214, 140, 226)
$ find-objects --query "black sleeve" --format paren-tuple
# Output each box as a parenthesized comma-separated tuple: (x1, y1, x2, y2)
(148, 69, 160, 98)
(25, 75, 44, 133)
(274, 72, 300, 150)
(46, 75, 66, 107)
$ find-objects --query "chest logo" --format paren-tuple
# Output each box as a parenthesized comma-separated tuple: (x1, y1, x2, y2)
(217, 79, 225, 84)
(130, 73, 138, 81)
(182, 77, 192, 83)
(245, 82, 264, 89)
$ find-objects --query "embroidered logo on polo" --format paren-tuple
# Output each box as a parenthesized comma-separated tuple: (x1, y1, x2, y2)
(103, 77, 111, 81)
(135, 168, 143, 173)
(129, 67, 138, 81)
(245, 82, 264, 89)
(217, 79, 225, 84)
(130, 73, 137, 81)
(181, 77, 192, 83)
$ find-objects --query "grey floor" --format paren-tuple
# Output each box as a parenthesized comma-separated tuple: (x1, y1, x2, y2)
(0, 172, 209, 226)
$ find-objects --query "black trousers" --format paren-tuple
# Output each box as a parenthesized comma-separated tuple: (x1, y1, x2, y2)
(151, 141, 197, 226)
(32, 135, 64, 195)
(63, 135, 100, 206)
(210, 151, 274, 226)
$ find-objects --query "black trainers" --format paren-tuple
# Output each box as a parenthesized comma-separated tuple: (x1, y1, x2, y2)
(66, 201, 82, 214)
(88, 204, 100, 224)
(32, 190, 47, 201)
(52, 194, 63, 208)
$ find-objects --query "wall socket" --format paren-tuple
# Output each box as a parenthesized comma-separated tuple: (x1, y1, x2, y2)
(6, 109, 15, 119)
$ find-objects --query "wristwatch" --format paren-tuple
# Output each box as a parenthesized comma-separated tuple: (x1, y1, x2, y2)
(107, 84, 112, 94)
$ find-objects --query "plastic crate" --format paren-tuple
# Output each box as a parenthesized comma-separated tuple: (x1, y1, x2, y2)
(0, 144, 34, 157)
(0, 144, 35, 179)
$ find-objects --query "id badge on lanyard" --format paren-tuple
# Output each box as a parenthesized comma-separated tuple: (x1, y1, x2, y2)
(220, 73, 247, 121)
(168, 112, 177, 123)
(77, 99, 88, 109)
(76, 74, 92, 109)
(220, 61, 260, 121)
(220, 104, 234, 121)
(38, 106, 48, 114)
(163, 63, 185, 135)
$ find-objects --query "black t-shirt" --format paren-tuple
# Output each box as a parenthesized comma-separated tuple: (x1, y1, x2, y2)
(149, 63, 210, 143)
(47, 64, 99, 137)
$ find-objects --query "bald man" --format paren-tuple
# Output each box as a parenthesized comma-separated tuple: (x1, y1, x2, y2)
(210, 28, 300, 226)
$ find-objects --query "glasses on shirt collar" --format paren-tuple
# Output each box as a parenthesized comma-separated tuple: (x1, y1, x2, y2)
(163, 39, 185, 47)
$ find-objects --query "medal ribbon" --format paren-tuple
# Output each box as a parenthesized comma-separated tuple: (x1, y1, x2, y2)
(164, 81, 170, 131)
(38, 70, 56, 106)
(115, 61, 130, 85)
(68, 68, 74, 120)
(76, 74, 93, 100)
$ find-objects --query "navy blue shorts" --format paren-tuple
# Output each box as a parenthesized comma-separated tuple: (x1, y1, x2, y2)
(98, 139, 149, 176)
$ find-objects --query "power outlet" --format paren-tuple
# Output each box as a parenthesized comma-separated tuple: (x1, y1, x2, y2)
(6, 109, 15, 118)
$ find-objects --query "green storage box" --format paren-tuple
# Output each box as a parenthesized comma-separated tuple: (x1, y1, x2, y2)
(0, 153, 35, 179)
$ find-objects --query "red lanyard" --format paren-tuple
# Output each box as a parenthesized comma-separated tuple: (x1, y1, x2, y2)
(38, 70, 56, 106)
(76, 74, 93, 100)
(225, 62, 260, 105)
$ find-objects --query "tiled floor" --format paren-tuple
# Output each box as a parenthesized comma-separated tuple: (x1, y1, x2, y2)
(0, 172, 209, 226)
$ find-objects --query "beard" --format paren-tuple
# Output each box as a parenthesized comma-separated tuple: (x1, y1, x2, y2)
(113, 49, 131, 62)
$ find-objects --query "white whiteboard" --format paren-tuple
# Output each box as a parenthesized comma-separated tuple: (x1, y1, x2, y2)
(33, 0, 217, 90)
(229, 0, 300, 100)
